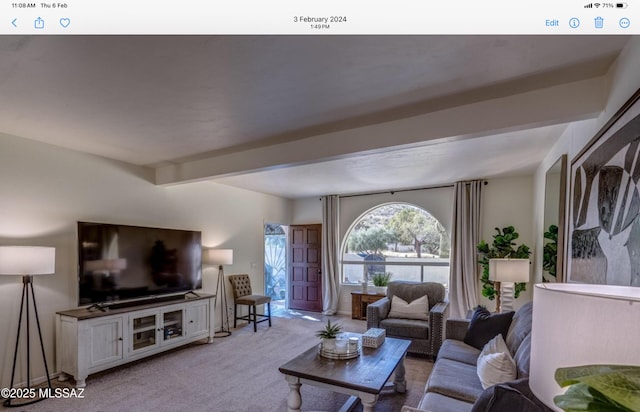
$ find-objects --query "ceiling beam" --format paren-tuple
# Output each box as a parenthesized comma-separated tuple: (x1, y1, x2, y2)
(155, 76, 605, 186)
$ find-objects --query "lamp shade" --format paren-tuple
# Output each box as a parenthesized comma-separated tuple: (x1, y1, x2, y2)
(0, 246, 56, 275)
(489, 258, 529, 282)
(203, 249, 233, 266)
(530, 283, 640, 410)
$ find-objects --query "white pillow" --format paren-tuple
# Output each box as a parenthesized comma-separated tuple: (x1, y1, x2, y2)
(476, 334, 517, 389)
(387, 295, 429, 321)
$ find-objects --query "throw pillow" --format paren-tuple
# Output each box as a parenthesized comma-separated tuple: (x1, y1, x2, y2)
(387, 295, 429, 320)
(477, 334, 517, 389)
(471, 378, 553, 412)
(463, 306, 514, 350)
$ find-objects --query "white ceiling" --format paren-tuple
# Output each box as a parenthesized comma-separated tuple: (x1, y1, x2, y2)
(216, 124, 569, 198)
(0, 35, 631, 198)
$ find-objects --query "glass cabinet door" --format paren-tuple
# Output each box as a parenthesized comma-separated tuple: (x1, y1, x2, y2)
(162, 309, 184, 342)
(131, 313, 158, 352)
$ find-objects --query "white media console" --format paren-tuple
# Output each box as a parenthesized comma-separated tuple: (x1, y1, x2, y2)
(56, 293, 215, 387)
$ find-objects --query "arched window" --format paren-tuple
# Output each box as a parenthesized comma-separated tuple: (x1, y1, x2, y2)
(341, 203, 450, 288)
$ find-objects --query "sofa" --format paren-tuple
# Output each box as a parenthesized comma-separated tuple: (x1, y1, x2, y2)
(366, 281, 449, 357)
(403, 301, 550, 412)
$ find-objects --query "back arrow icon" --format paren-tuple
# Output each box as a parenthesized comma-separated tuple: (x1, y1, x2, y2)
(12, 18, 17, 27)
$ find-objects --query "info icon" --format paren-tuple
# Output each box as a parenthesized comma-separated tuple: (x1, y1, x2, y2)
(569, 17, 580, 28)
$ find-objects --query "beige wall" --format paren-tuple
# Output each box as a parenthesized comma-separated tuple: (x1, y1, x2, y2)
(479, 175, 534, 311)
(291, 197, 322, 225)
(0, 133, 291, 388)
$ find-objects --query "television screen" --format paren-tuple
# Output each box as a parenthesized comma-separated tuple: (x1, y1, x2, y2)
(78, 222, 202, 305)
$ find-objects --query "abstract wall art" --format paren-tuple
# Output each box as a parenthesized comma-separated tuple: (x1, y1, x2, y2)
(568, 88, 640, 286)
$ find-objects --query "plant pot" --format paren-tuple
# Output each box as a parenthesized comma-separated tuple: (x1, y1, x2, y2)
(375, 286, 387, 295)
(321, 338, 336, 351)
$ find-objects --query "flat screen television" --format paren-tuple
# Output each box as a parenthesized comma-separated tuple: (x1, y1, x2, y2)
(78, 221, 202, 306)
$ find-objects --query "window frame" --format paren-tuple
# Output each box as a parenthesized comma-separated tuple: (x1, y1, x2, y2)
(339, 202, 450, 286)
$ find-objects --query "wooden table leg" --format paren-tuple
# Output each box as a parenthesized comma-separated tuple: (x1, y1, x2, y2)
(394, 354, 407, 393)
(284, 375, 302, 412)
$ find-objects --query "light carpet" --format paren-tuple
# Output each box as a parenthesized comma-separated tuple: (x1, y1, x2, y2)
(20, 313, 432, 412)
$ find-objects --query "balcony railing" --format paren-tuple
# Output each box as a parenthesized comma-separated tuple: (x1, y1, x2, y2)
(341, 257, 450, 288)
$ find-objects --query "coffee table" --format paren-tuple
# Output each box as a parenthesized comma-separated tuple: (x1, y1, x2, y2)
(278, 334, 411, 412)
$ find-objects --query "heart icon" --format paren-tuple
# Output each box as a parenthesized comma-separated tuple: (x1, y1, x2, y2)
(59, 18, 70, 28)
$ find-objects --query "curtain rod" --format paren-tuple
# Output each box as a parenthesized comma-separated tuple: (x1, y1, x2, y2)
(330, 180, 488, 200)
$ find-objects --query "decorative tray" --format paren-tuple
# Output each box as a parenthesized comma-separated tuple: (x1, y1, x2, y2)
(319, 343, 361, 360)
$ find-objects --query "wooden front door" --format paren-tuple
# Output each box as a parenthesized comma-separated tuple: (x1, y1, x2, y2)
(289, 224, 323, 312)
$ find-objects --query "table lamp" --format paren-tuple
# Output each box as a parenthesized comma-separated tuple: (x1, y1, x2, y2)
(0, 246, 55, 407)
(203, 248, 233, 338)
(489, 258, 529, 313)
(530, 283, 640, 411)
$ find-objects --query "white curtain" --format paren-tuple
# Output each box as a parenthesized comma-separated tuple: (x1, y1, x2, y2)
(449, 181, 483, 318)
(321, 195, 340, 315)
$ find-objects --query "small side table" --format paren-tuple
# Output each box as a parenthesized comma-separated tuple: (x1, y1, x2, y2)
(351, 291, 386, 320)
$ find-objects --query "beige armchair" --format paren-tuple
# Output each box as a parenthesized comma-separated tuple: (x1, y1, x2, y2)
(366, 281, 449, 357)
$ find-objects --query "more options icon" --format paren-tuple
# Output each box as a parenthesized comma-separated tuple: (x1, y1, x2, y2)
(620, 18, 631, 28)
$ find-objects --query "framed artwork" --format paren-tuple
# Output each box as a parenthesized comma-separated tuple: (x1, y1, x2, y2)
(567, 88, 640, 285)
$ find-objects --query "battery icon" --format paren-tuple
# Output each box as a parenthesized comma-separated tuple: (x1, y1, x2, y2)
(616, 2, 627, 8)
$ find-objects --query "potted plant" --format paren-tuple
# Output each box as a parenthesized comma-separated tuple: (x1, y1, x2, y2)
(554, 365, 640, 411)
(371, 272, 392, 294)
(477, 226, 531, 303)
(316, 319, 343, 351)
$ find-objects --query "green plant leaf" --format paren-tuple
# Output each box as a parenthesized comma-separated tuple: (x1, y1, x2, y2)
(372, 272, 391, 286)
(555, 365, 640, 412)
(315, 319, 343, 339)
(476, 225, 531, 302)
(554, 383, 631, 412)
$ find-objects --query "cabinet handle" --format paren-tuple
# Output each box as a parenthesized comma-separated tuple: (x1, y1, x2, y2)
(118, 337, 123, 341)
(189, 320, 194, 323)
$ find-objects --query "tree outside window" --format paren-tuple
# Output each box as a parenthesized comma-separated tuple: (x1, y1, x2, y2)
(342, 204, 450, 286)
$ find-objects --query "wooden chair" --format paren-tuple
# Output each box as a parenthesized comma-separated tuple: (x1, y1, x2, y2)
(228, 274, 272, 332)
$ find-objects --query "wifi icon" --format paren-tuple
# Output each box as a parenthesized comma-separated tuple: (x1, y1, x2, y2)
(595, 2, 601, 7)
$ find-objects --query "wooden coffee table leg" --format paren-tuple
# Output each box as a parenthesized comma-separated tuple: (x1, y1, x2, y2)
(393, 355, 407, 393)
(284, 375, 302, 412)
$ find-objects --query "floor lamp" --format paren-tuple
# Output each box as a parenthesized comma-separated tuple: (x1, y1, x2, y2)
(488, 258, 529, 313)
(0, 246, 55, 407)
(204, 248, 233, 338)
